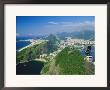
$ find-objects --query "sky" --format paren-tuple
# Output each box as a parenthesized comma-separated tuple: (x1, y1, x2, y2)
(16, 16, 95, 37)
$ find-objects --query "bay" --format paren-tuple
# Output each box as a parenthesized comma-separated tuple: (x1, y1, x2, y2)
(16, 60, 44, 75)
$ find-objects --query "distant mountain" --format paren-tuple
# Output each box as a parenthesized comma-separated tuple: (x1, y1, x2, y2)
(56, 30, 95, 40)
(46, 34, 60, 53)
(80, 30, 95, 40)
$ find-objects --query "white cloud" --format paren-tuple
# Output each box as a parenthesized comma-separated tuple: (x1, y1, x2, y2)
(37, 21, 94, 35)
(62, 21, 94, 27)
(60, 22, 73, 24)
(48, 21, 58, 25)
(47, 21, 94, 28)
(28, 34, 34, 36)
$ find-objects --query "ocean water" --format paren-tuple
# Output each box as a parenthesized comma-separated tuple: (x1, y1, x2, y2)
(16, 37, 37, 51)
(16, 41, 31, 51)
(16, 60, 44, 75)
(16, 37, 34, 41)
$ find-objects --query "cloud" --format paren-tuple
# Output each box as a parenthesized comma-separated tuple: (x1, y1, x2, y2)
(34, 21, 94, 35)
(28, 34, 34, 36)
(48, 21, 58, 25)
(61, 21, 94, 27)
(47, 21, 94, 28)
(59, 21, 94, 31)
(60, 22, 73, 24)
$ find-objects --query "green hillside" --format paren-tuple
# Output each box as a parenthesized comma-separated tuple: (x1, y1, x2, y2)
(16, 41, 48, 64)
(41, 46, 94, 75)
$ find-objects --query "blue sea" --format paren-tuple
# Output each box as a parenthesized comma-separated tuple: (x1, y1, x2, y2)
(16, 37, 32, 51)
(16, 41, 31, 51)
(16, 60, 44, 75)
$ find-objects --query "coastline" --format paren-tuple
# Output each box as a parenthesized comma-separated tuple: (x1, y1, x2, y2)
(34, 58, 47, 63)
(16, 58, 47, 66)
(17, 39, 47, 52)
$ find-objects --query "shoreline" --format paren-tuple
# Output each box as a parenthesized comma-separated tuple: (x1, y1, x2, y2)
(17, 40, 47, 52)
(16, 58, 47, 65)
(34, 58, 47, 63)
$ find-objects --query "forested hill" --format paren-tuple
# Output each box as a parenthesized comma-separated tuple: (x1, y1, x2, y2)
(46, 34, 60, 53)
(16, 41, 48, 64)
(41, 46, 95, 75)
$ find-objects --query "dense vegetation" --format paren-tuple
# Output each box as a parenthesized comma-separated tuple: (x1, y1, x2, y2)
(55, 47, 85, 74)
(41, 46, 94, 75)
